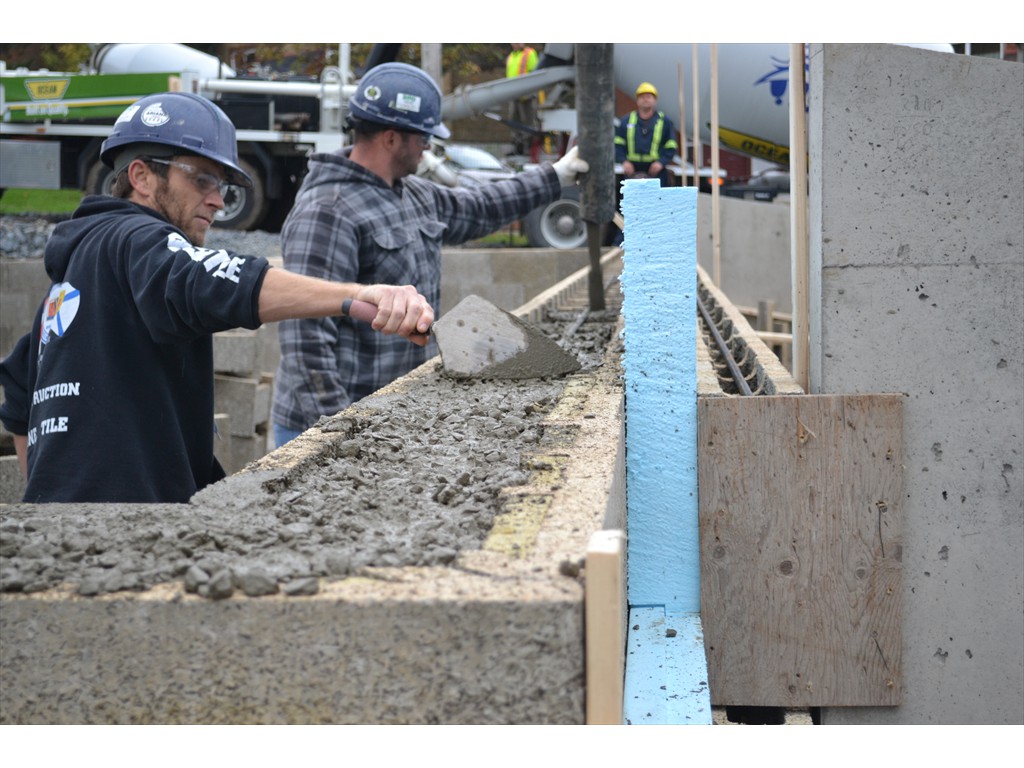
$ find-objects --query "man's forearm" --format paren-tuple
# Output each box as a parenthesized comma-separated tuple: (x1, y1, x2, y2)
(257, 267, 433, 343)
(13, 434, 27, 481)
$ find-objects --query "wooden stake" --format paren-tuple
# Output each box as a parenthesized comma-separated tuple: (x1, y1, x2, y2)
(692, 45, 701, 188)
(678, 62, 686, 185)
(710, 44, 721, 287)
(790, 43, 810, 392)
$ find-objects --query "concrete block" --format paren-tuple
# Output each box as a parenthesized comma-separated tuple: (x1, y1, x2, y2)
(256, 322, 280, 377)
(213, 374, 271, 437)
(213, 330, 261, 376)
(0, 258, 50, 358)
(213, 326, 281, 379)
(212, 413, 232, 475)
(441, 248, 589, 314)
(0, 455, 25, 503)
(222, 431, 269, 475)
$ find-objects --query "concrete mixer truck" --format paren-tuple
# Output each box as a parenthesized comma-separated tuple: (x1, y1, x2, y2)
(1, 43, 347, 231)
(0, 42, 874, 243)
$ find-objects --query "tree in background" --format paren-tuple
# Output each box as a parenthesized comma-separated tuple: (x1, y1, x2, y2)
(0, 43, 92, 71)
(0, 43, 539, 150)
(0, 43, 517, 82)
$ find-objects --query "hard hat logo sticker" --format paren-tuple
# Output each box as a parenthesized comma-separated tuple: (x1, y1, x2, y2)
(141, 104, 170, 127)
(363, 85, 382, 101)
(395, 92, 422, 113)
(114, 104, 140, 125)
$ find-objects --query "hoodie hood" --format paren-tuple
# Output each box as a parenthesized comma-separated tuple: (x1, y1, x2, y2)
(44, 196, 167, 283)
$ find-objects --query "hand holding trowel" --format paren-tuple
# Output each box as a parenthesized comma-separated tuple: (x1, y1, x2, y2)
(342, 294, 581, 380)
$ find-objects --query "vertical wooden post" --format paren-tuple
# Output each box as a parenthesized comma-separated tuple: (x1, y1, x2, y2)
(678, 62, 686, 185)
(585, 530, 626, 724)
(790, 43, 810, 392)
(420, 44, 442, 93)
(757, 299, 776, 333)
(710, 44, 721, 287)
(692, 45, 701, 187)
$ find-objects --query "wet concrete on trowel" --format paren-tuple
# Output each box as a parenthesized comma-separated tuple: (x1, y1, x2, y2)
(433, 294, 582, 380)
(0, 309, 619, 600)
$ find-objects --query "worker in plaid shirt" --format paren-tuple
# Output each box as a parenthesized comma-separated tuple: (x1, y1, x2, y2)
(271, 62, 588, 447)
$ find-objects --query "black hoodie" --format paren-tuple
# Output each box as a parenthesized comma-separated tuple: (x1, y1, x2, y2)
(0, 196, 269, 503)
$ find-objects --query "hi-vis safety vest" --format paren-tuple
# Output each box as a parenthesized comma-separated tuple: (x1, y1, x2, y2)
(507, 48, 538, 78)
(620, 110, 675, 162)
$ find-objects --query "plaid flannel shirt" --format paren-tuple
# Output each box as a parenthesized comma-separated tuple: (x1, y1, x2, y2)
(271, 149, 561, 431)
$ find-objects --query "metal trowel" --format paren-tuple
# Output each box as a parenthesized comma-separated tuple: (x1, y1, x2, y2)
(341, 293, 581, 380)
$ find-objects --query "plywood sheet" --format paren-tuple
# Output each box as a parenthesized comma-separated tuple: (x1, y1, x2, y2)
(698, 394, 903, 707)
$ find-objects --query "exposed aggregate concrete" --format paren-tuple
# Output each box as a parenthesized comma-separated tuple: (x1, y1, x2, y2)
(0, 308, 620, 600)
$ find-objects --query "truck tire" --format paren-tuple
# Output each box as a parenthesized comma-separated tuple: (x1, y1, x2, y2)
(524, 187, 587, 249)
(84, 158, 117, 196)
(214, 157, 267, 231)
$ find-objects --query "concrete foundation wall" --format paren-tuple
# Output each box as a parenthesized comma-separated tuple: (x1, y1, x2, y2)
(696, 194, 792, 315)
(1, 249, 802, 724)
(808, 43, 1023, 724)
(440, 247, 591, 315)
(1, 323, 627, 723)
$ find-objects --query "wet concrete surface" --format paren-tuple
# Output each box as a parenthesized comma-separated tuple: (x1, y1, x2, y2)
(0, 308, 620, 599)
(433, 294, 582, 380)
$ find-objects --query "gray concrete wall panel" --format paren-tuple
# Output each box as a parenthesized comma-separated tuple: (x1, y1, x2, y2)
(809, 42, 1023, 725)
(697, 195, 792, 315)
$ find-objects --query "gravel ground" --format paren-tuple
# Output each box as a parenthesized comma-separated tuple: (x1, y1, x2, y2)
(0, 214, 621, 600)
(1, 213, 282, 261)
(0, 215, 63, 259)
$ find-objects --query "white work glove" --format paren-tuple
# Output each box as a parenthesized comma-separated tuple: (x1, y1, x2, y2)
(553, 146, 589, 188)
(418, 150, 459, 188)
(418, 150, 443, 172)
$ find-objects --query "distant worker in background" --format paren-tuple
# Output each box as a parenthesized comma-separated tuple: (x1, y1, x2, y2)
(505, 43, 542, 160)
(0, 92, 433, 504)
(271, 62, 589, 448)
(615, 81, 679, 186)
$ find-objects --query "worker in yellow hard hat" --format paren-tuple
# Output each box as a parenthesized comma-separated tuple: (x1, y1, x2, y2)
(506, 44, 541, 160)
(636, 82, 658, 98)
(615, 80, 678, 186)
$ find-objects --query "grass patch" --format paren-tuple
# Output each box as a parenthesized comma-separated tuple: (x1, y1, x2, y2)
(465, 224, 530, 248)
(0, 188, 82, 215)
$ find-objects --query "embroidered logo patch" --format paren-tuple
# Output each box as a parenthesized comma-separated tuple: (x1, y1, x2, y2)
(40, 282, 80, 348)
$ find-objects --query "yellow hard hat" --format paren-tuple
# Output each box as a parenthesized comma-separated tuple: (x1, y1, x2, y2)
(636, 82, 658, 98)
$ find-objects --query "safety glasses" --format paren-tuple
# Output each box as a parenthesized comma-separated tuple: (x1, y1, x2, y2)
(147, 158, 233, 198)
(397, 130, 431, 149)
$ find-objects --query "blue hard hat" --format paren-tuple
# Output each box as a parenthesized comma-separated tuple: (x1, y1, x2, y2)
(349, 62, 450, 139)
(100, 92, 253, 188)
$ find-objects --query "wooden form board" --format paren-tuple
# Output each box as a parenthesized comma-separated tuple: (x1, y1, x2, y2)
(698, 394, 904, 707)
(585, 529, 627, 724)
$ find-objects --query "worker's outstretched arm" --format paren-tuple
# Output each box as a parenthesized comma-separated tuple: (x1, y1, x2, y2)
(257, 267, 434, 345)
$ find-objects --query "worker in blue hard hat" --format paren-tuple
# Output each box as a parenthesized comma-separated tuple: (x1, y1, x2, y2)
(271, 61, 590, 448)
(0, 91, 434, 503)
(615, 81, 679, 186)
